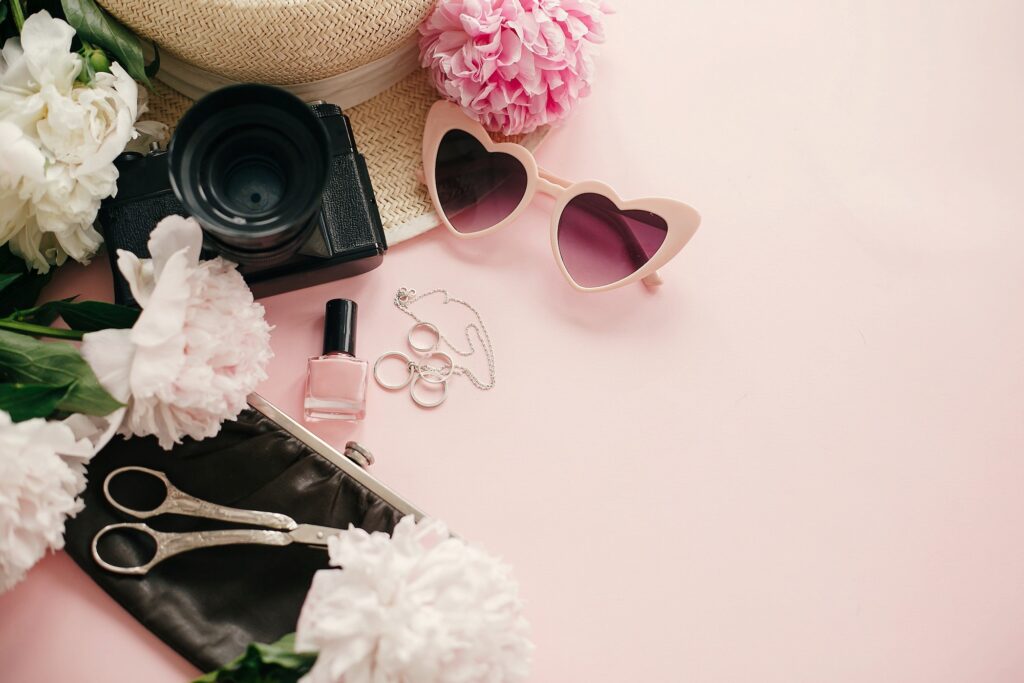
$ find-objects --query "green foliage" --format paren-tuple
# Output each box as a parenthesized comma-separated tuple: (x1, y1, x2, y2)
(7, 296, 75, 327)
(0, 1, 153, 425)
(60, 0, 152, 85)
(193, 634, 317, 683)
(86, 44, 108, 71)
(14, 298, 139, 331)
(0, 248, 136, 421)
(0, 273, 21, 294)
(0, 382, 73, 421)
(0, 329, 122, 418)
(5, 0, 23, 31)
(76, 41, 110, 84)
(0, 246, 53, 318)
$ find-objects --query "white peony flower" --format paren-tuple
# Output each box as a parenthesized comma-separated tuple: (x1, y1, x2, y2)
(81, 215, 273, 450)
(0, 410, 94, 593)
(296, 516, 533, 683)
(0, 11, 144, 272)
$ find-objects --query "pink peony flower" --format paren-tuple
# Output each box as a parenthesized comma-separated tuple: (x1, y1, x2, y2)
(419, 0, 612, 135)
(296, 516, 532, 683)
(0, 410, 94, 592)
(81, 215, 273, 450)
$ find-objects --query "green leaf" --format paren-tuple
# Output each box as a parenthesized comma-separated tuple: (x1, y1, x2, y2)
(58, 300, 139, 331)
(193, 634, 317, 683)
(13, 298, 138, 331)
(11, 296, 77, 327)
(0, 0, 19, 41)
(0, 246, 53, 317)
(60, 0, 150, 86)
(6, 0, 24, 31)
(0, 382, 73, 421)
(0, 329, 122, 416)
(0, 272, 21, 294)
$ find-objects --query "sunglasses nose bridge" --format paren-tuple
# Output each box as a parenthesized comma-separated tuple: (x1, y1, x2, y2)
(536, 168, 572, 197)
(536, 177, 563, 197)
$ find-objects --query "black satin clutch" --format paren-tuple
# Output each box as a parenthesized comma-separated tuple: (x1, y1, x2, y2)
(63, 395, 423, 672)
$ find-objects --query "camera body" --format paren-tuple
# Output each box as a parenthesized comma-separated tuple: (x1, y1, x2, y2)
(99, 100, 387, 304)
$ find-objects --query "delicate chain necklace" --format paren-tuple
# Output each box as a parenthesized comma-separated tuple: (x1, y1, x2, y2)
(393, 287, 496, 389)
(373, 287, 495, 407)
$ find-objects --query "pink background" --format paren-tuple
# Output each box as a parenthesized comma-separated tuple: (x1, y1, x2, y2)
(3, 1, 1024, 680)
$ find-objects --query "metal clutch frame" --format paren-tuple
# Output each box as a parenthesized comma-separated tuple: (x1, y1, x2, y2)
(246, 392, 427, 520)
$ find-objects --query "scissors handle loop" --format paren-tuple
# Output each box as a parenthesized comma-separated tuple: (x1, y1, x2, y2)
(91, 522, 294, 575)
(103, 466, 297, 531)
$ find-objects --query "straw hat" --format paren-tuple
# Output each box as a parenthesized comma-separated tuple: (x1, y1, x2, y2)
(98, 0, 547, 245)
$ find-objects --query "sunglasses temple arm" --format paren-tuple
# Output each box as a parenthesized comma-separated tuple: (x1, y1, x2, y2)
(642, 272, 663, 287)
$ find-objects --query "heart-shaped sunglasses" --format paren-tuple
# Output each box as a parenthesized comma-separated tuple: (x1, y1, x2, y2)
(421, 101, 702, 292)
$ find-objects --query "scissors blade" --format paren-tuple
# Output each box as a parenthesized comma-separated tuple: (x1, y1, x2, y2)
(289, 523, 343, 547)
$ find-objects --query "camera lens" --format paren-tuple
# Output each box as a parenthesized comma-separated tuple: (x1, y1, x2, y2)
(167, 84, 331, 265)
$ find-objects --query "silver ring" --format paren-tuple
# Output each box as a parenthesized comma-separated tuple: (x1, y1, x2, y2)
(344, 441, 375, 468)
(417, 351, 454, 384)
(409, 373, 447, 408)
(408, 322, 440, 354)
(373, 352, 414, 390)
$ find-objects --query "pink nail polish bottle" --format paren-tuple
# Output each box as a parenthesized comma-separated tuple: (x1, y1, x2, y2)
(304, 299, 367, 421)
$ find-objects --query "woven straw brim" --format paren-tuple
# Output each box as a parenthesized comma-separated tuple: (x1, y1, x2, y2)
(100, 0, 433, 84)
(145, 70, 548, 246)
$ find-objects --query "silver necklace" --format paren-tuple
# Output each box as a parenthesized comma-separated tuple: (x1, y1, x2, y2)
(373, 287, 495, 407)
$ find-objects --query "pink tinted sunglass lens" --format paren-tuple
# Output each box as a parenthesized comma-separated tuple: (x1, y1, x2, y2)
(434, 130, 528, 233)
(557, 193, 668, 288)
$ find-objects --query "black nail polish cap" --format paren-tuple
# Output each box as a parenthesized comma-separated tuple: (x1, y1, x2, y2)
(323, 299, 357, 356)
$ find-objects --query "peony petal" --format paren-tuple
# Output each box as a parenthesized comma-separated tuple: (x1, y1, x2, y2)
(80, 328, 135, 403)
(0, 121, 46, 183)
(115, 249, 153, 305)
(76, 64, 138, 174)
(146, 215, 203, 278)
(18, 11, 81, 93)
(128, 252, 189, 347)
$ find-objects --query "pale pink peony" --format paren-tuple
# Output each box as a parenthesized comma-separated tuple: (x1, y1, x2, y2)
(419, 0, 611, 135)
(296, 516, 532, 683)
(0, 410, 94, 592)
(81, 215, 273, 450)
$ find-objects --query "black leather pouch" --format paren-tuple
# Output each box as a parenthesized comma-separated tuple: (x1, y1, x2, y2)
(63, 395, 422, 673)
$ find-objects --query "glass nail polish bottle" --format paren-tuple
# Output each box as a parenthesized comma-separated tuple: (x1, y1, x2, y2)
(304, 299, 367, 421)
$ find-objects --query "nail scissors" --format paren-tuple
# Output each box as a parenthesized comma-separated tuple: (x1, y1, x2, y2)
(92, 466, 342, 576)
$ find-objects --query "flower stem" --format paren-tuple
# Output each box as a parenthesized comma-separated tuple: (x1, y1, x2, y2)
(8, 0, 25, 32)
(0, 319, 84, 341)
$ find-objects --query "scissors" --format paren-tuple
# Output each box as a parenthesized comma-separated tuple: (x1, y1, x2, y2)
(92, 466, 343, 575)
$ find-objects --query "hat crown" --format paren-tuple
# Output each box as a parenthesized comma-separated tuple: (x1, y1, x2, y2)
(99, 0, 434, 84)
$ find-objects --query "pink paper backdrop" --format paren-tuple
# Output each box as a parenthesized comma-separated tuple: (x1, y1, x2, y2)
(3, 1, 1024, 681)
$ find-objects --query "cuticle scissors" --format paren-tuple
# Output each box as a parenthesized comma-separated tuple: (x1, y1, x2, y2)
(92, 466, 342, 576)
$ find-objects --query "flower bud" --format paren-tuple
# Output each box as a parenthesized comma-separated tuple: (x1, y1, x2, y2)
(88, 49, 110, 73)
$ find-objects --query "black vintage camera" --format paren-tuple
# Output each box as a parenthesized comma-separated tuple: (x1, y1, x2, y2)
(99, 84, 387, 303)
